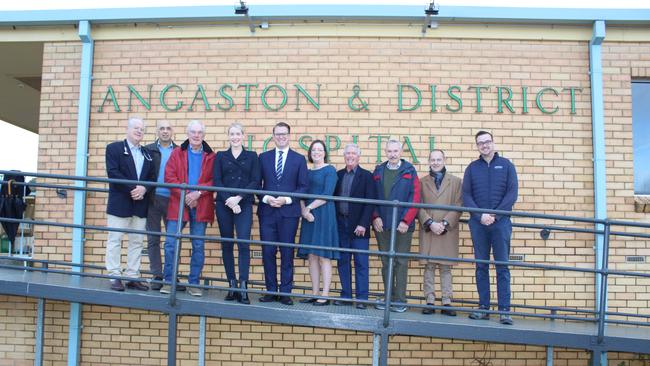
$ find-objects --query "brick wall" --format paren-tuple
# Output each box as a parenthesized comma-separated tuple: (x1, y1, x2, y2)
(5, 34, 644, 364)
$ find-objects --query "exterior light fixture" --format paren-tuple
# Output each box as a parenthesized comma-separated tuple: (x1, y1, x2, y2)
(235, 1, 256, 33)
(422, 1, 440, 35)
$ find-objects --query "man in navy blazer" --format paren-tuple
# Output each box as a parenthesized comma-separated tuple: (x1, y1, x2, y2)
(334, 143, 377, 309)
(105, 117, 156, 291)
(257, 122, 309, 305)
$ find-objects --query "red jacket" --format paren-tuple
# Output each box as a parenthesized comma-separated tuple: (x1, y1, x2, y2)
(165, 140, 215, 223)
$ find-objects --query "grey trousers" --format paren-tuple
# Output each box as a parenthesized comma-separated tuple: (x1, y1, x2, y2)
(376, 230, 413, 304)
(145, 195, 169, 278)
(423, 263, 453, 305)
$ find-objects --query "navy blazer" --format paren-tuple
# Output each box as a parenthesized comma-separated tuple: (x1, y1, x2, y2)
(213, 148, 261, 205)
(335, 166, 377, 239)
(106, 139, 156, 218)
(257, 148, 309, 218)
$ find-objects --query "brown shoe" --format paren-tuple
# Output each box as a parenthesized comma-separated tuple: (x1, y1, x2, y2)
(126, 281, 149, 291)
(110, 279, 125, 291)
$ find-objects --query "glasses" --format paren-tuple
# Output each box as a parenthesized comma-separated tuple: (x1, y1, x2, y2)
(274, 133, 289, 137)
(476, 140, 493, 147)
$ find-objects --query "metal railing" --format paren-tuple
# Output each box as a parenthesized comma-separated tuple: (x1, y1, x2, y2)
(1, 169, 650, 366)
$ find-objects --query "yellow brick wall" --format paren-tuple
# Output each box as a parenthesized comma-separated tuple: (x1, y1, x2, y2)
(4, 34, 644, 364)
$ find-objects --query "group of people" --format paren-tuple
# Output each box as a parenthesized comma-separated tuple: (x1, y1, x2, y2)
(104, 117, 518, 325)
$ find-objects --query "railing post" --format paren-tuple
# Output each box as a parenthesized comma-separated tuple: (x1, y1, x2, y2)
(35, 298, 45, 366)
(597, 221, 611, 344)
(382, 204, 399, 327)
(169, 188, 187, 307)
(167, 311, 178, 366)
(199, 278, 209, 366)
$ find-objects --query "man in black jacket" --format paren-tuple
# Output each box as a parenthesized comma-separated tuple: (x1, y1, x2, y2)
(105, 117, 156, 291)
(334, 143, 377, 309)
(143, 120, 177, 290)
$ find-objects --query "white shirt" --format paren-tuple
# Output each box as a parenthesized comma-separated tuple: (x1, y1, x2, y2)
(128, 140, 144, 179)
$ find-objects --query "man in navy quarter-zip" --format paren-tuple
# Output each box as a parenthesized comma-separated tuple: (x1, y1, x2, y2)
(463, 130, 518, 325)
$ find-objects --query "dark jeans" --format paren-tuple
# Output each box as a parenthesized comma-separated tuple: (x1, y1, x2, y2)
(469, 218, 512, 311)
(145, 195, 169, 278)
(259, 211, 299, 294)
(337, 218, 369, 300)
(215, 201, 252, 282)
(375, 230, 413, 304)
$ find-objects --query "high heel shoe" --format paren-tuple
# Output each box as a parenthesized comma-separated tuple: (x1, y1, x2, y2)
(225, 279, 239, 301)
(238, 280, 250, 304)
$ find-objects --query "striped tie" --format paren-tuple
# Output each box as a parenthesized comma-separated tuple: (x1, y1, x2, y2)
(275, 150, 284, 181)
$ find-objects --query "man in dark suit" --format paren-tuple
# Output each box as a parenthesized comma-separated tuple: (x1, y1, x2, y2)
(334, 143, 376, 310)
(257, 122, 309, 305)
(105, 117, 156, 291)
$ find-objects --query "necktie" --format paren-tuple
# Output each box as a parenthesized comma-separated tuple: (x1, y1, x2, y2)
(276, 150, 284, 181)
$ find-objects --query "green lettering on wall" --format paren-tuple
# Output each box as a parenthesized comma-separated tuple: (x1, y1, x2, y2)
(188, 84, 212, 111)
(430, 84, 437, 112)
(238, 83, 258, 111)
(352, 135, 359, 144)
(262, 84, 288, 111)
(402, 136, 418, 164)
(397, 84, 422, 112)
(294, 84, 320, 111)
(468, 85, 490, 113)
(246, 135, 253, 150)
(262, 136, 273, 152)
(160, 84, 184, 112)
(298, 135, 313, 151)
(497, 86, 514, 113)
(429, 136, 436, 152)
(536, 87, 559, 114)
(326, 135, 341, 152)
(127, 84, 152, 112)
(445, 86, 462, 112)
(522, 86, 529, 114)
(98, 85, 121, 112)
(217, 84, 234, 111)
(369, 135, 389, 163)
(563, 87, 582, 114)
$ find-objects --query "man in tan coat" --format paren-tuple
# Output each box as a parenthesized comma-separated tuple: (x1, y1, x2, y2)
(418, 149, 462, 316)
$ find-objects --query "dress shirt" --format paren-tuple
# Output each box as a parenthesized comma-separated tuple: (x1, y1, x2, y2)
(128, 140, 144, 179)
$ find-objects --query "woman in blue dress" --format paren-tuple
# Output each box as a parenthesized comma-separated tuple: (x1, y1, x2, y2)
(298, 139, 339, 306)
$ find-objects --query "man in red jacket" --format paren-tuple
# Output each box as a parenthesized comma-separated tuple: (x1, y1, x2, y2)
(160, 120, 215, 297)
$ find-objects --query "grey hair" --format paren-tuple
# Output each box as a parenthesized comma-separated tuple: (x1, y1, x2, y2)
(385, 139, 402, 150)
(127, 117, 144, 129)
(186, 120, 205, 134)
(343, 143, 361, 156)
(228, 122, 244, 135)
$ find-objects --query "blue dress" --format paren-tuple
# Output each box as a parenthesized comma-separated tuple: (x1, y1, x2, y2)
(298, 165, 340, 260)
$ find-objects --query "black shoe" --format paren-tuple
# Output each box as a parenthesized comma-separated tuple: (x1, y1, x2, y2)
(110, 279, 125, 291)
(225, 279, 239, 301)
(150, 277, 163, 291)
(441, 304, 457, 317)
(238, 280, 250, 304)
(422, 303, 435, 315)
(279, 296, 294, 306)
(259, 294, 279, 303)
(355, 303, 367, 310)
(313, 299, 330, 306)
(299, 298, 317, 304)
(126, 281, 149, 291)
(176, 280, 186, 292)
(333, 300, 352, 306)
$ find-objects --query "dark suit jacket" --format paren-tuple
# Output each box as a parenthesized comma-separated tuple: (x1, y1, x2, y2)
(257, 148, 309, 218)
(213, 148, 261, 205)
(106, 139, 156, 218)
(335, 166, 377, 239)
